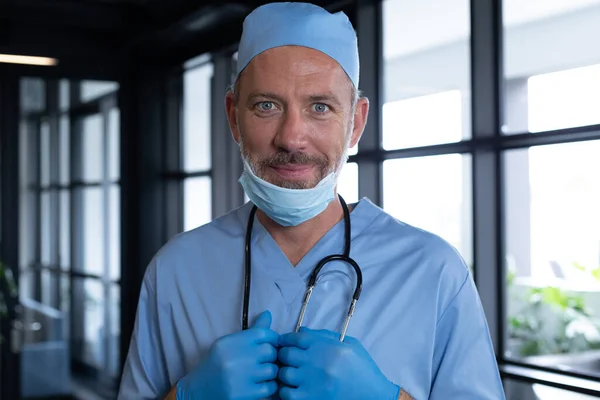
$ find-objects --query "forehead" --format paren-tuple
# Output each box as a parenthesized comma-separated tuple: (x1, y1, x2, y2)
(238, 46, 351, 97)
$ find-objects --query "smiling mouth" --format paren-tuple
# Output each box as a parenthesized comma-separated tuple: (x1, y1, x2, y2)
(270, 164, 315, 179)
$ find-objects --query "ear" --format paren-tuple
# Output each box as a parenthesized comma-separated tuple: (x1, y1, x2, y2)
(225, 91, 240, 144)
(349, 97, 369, 148)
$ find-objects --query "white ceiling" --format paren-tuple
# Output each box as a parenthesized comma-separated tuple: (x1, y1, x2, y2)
(383, 0, 600, 59)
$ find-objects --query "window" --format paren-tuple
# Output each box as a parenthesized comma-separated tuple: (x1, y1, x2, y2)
(504, 141, 600, 377)
(337, 162, 359, 204)
(181, 62, 214, 230)
(18, 78, 121, 396)
(383, 154, 473, 265)
(500, 1, 600, 383)
(502, 0, 600, 134)
(383, 0, 471, 149)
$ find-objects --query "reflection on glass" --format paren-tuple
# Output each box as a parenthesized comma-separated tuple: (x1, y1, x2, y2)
(504, 140, 600, 378)
(337, 162, 359, 204)
(60, 191, 70, 269)
(383, 154, 473, 265)
(41, 192, 51, 265)
(383, 0, 471, 148)
(82, 188, 105, 276)
(503, 0, 600, 133)
(183, 63, 213, 172)
(108, 108, 120, 181)
(109, 185, 120, 281)
(184, 177, 212, 231)
(60, 115, 69, 185)
(82, 114, 104, 182)
(109, 284, 120, 377)
(40, 120, 51, 186)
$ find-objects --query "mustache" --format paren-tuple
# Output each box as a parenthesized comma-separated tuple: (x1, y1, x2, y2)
(257, 152, 329, 168)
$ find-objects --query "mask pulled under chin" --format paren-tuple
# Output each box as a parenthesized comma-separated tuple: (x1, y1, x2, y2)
(238, 159, 336, 227)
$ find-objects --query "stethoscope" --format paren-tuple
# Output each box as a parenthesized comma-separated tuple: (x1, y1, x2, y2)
(241, 195, 363, 341)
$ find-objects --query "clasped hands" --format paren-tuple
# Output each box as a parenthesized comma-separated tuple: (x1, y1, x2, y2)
(176, 310, 400, 400)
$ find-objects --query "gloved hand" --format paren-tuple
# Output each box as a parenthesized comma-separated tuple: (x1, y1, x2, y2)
(176, 310, 279, 400)
(277, 327, 400, 400)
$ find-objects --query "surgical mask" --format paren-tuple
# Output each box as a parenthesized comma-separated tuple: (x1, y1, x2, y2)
(238, 158, 336, 227)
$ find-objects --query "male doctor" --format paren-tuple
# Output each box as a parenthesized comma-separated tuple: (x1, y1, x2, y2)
(118, 2, 506, 399)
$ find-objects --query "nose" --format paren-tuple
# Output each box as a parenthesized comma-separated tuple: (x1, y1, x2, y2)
(273, 108, 308, 153)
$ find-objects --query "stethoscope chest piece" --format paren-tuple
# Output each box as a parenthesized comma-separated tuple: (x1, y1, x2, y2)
(242, 195, 363, 342)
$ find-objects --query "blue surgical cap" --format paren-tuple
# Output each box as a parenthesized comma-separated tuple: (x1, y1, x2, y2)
(236, 2, 360, 88)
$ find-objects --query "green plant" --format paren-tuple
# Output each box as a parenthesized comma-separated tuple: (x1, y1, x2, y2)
(0, 261, 18, 343)
(507, 263, 600, 357)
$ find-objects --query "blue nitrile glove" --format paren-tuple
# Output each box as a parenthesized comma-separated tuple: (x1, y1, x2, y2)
(277, 327, 400, 400)
(176, 310, 279, 400)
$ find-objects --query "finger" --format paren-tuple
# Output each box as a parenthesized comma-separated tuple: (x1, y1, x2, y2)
(278, 366, 302, 387)
(256, 342, 277, 363)
(279, 385, 302, 400)
(278, 331, 313, 349)
(253, 362, 278, 382)
(252, 380, 278, 398)
(278, 346, 308, 367)
(250, 327, 279, 347)
(251, 310, 272, 329)
(308, 329, 341, 341)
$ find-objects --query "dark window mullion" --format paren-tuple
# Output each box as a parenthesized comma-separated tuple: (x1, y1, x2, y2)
(69, 80, 84, 369)
(470, 0, 505, 358)
(355, 0, 383, 206)
(101, 96, 112, 381)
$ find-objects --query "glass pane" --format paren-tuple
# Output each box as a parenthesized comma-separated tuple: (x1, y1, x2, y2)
(60, 115, 69, 185)
(60, 274, 70, 340)
(504, 140, 600, 379)
(41, 191, 51, 265)
(60, 79, 70, 111)
(60, 190, 70, 269)
(504, 378, 599, 400)
(40, 120, 51, 186)
(41, 269, 51, 306)
(503, 1, 600, 134)
(383, 0, 471, 149)
(73, 278, 105, 368)
(108, 108, 120, 181)
(337, 162, 359, 204)
(82, 114, 104, 182)
(20, 78, 46, 113)
(183, 63, 213, 172)
(19, 190, 36, 270)
(382, 91, 464, 150)
(108, 284, 120, 377)
(19, 270, 34, 300)
(383, 154, 473, 266)
(82, 188, 105, 276)
(109, 185, 120, 281)
(80, 80, 118, 102)
(184, 177, 212, 231)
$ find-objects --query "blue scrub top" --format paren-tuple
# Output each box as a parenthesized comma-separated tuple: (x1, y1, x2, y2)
(117, 198, 505, 399)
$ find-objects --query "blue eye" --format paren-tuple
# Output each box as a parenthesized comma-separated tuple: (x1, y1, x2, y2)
(258, 102, 274, 111)
(313, 103, 329, 113)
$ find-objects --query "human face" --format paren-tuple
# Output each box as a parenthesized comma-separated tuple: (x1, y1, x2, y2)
(226, 46, 369, 189)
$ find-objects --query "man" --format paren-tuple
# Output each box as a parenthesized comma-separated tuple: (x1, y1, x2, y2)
(118, 2, 505, 399)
